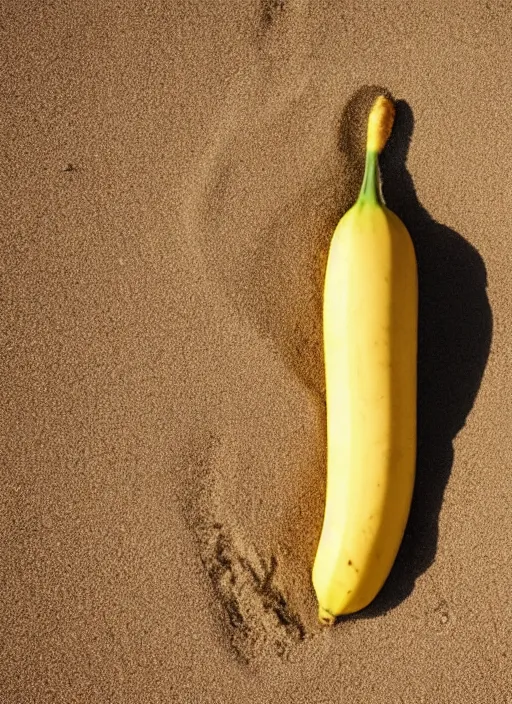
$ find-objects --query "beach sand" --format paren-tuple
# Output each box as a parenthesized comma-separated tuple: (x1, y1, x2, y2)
(2, 0, 511, 701)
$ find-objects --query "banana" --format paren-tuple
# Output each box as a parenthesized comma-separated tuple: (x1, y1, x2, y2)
(312, 96, 418, 624)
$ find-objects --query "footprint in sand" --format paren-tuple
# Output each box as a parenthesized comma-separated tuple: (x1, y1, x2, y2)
(177, 25, 373, 666)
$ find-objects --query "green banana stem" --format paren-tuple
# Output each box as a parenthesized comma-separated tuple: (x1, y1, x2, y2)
(358, 149, 383, 206)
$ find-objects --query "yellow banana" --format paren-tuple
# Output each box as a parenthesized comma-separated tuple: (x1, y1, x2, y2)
(312, 96, 418, 624)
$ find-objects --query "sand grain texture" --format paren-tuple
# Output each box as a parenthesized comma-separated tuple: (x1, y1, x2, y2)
(2, 0, 511, 702)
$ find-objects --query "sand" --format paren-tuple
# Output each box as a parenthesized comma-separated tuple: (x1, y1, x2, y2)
(2, 0, 511, 701)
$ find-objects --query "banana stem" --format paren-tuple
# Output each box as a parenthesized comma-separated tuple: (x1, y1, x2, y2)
(358, 149, 382, 206)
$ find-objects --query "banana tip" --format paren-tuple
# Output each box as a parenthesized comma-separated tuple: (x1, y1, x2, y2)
(318, 607, 336, 626)
(367, 95, 395, 153)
